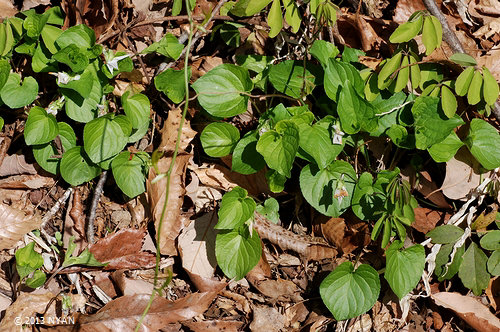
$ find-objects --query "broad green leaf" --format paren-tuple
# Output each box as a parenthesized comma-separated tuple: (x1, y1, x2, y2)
(450, 53, 477, 67)
(215, 226, 261, 280)
(440, 85, 457, 118)
(121, 92, 150, 129)
(235, 55, 273, 73)
(378, 52, 402, 90)
(283, 0, 301, 33)
(299, 160, 357, 217)
(409, 53, 421, 89)
(488, 250, 500, 276)
(425, 224, 464, 244)
(455, 66, 474, 96)
(299, 117, 344, 168)
(63, 237, 106, 267)
(467, 70, 482, 105)
(128, 118, 150, 143)
(256, 120, 299, 177)
(434, 243, 464, 281)
(0, 73, 38, 108)
(63, 68, 101, 123)
(142, 33, 183, 60)
(422, 16, 439, 56)
(24, 106, 58, 145)
(338, 82, 377, 134)
(480, 230, 500, 250)
(458, 243, 489, 296)
(33, 122, 77, 174)
(266, 169, 287, 193)
(320, 262, 380, 321)
(58, 66, 94, 98)
(351, 172, 384, 221)
(216, 187, 256, 229)
(45, 6, 64, 25)
(0, 22, 14, 56)
(385, 241, 425, 299)
(341, 47, 365, 64)
(25, 269, 46, 288)
(23, 11, 49, 39)
(256, 198, 280, 224)
(482, 67, 499, 105)
(427, 131, 463, 163)
(53, 44, 89, 73)
(389, 16, 423, 43)
(465, 118, 500, 170)
(60, 146, 101, 186)
(386, 124, 415, 149)
(419, 63, 443, 90)
(269, 60, 320, 98)
(412, 96, 464, 150)
(394, 56, 409, 92)
(15, 242, 44, 280)
(192, 64, 253, 117)
(154, 67, 191, 104)
(268, 0, 283, 38)
(55, 24, 95, 49)
(232, 130, 266, 174)
(201, 122, 240, 157)
(83, 115, 128, 164)
(32, 42, 58, 72)
(215, 22, 243, 48)
(40, 24, 62, 54)
(111, 151, 148, 197)
(0, 59, 10, 91)
(364, 72, 380, 102)
(324, 59, 363, 101)
(310, 40, 339, 67)
(230, 0, 272, 16)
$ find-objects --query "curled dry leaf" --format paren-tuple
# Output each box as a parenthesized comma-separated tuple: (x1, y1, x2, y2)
(432, 292, 500, 332)
(441, 149, 484, 201)
(147, 154, 191, 256)
(0, 154, 37, 177)
(250, 305, 286, 332)
(0, 203, 42, 251)
(412, 207, 450, 234)
(89, 228, 156, 270)
(0, 174, 55, 189)
(159, 108, 197, 154)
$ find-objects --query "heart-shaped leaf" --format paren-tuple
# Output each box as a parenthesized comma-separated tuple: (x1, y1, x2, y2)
(216, 187, 256, 230)
(24, 106, 58, 145)
(121, 92, 150, 129)
(83, 115, 128, 164)
(111, 151, 149, 198)
(0, 73, 38, 108)
(60, 146, 101, 186)
(33, 122, 77, 174)
(201, 122, 240, 157)
(465, 118, 500, 170)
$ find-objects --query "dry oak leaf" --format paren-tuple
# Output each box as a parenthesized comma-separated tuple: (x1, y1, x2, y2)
(89, 228, 156, 270)
(159, 108, 197, 154)
(0, 154, 37, 177)
(57, 292, 219, 331)
(0, 203, 42, 251)
(147, 154, 191, 255)
(412, 207, 450, 234)
(182, 320, 244, 332)
(0, 174, 55, 189)
(432, 292, 500, 332)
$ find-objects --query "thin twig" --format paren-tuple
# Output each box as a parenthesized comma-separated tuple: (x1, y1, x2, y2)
(40, 187, 73, 244)
(87, 171, 107, 244)
(125, 34, 151, 85)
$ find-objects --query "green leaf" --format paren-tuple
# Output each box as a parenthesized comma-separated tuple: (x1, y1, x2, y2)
(351, 172, 384, 221)
(482, 66, 499, 106)
(83, 115, 128, 164)
(15, 242, 44, 280)
(394, 56, 409, 93)
(419, 63, 443, 90)
(480, 230, 500, 250)
(268, 0, 283, 38)
(465, 118, 500, 170)
(23, 11, 49, 39)
(300, 160, 357, 217)
(269, 60, 320, 98)
(378, 52, 402, 90)
(45, 6, 64, 25)
(60, 146, 101, 186)
(235, 55, 273, 73)
(458, 243, 489, 296)
(338, 82, 377, 134)
(33, 122, 77, 174)
(488, 250, 500, 276)
(53, 44, 89, 72)
(266, 169, 287, 193)
(232, 130, 266, 174)
(310, 40, 339, 67)
(24, 107, 59, 145)
(320, 262, 380, 321)
(0, 59, 10, 91)
(111, 151, 148, 197)
(192, 64, 253, 117)
(32, 42, 58, 72)
(128, 118, 150, 143)
(256, 198, 280, 224)
(0, 117, 3, 131)
(230, 0, 272, 16)
(63, 67, 101, 123)
(412, 96, 465, 150)
(256, 120, 299, 177)
(409, 53, 421, 89)
(386, 124, 415, 149)
(450, 53, 477, 67)
(0, 73, 38, 109)
(63, 237, 106, 267)
(455, 66, 475, 96)
(215, 226, 261, 280)
(25, 269, 46, 288)
(440, 85, 457, 118)
(389, 16, 423, 43)
(142, 33, 183, 60)
(201, 122, 240, 157)
(216, 187, 256, 229)
(385, 241, 425, 299)
(283, 0, 301, 33)
(434, 243, 464, 281)
(425, 224, 464, 244)
(342, 47, 365, 64)
(0, 22, 14, 56)
(427, 131, 463, 163)
(55, 24, 95, 49)
(299, 117, 344, 168)
(467, 70, 483, 105)
(154, 67, 191, 104)
(121, 92, 150, 129)
(324, 59, 364, 101)
(58, 66, 94, 98)
(422, 16, 440, 56)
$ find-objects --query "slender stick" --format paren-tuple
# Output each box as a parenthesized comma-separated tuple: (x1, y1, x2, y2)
(87, 171, 107, 244)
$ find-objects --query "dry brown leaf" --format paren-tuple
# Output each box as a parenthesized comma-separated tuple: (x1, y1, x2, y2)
(159, 108, 197, 154)
(416, 171, 452, 209)
(478, 50, 500, 81)
(61, 292, 218, 331)
(284, 302, 309, 329)
(250, 305, 286, 332)
(0, 174, 55, 189)
(393, 0, 426, 23)
(412, 207, 450, 234)
(313, 215, 345, 248)
(147, 154, 191, 256)
(486, 277, 500, 312)
(432, 292, 500, 332)
(111, 270, 154, 296)
(355, 14, 382, 52)
(0, 154, 37, 177)
(178, 210, 220, 291)
(0, 0, 17, 19)
(441, 148, 484, 200)
(182, 320, 244, 332)
(0, 203, 41, 251)
(89, 228, 156, 270)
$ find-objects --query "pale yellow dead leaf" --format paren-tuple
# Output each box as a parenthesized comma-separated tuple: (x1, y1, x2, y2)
(0, 203, 42, 251)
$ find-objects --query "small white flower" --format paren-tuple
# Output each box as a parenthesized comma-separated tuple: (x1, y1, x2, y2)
(332, 124, 345, 145)
(105, 54, 130, 73)
(46, 96, 65, 116)
(334, 174, 348, 205)
(54, 72, 81, 85)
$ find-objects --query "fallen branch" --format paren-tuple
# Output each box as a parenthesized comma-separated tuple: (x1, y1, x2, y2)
(87, 171, 107, 244)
